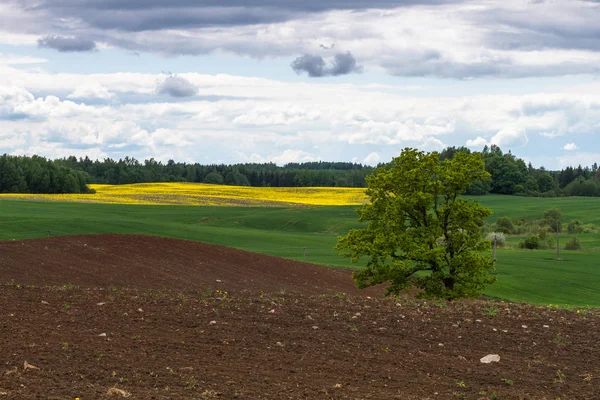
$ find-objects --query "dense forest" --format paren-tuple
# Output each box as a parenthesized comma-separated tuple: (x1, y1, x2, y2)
(1, 145, 599, 196)
(0, 154, 93, 194)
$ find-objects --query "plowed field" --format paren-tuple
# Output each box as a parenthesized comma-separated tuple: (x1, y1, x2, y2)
(0, 235, 599, 399)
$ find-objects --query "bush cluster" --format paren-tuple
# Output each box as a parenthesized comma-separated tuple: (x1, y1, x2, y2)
(564, 237, 582, 251)
(519, 235, 541, 250)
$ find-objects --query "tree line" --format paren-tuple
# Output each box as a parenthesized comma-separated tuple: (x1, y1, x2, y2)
(1, 146, 599, 196)
(440, 145, 600, 197)
(55, 156, 373, 188)
(0, 154, 93, 194)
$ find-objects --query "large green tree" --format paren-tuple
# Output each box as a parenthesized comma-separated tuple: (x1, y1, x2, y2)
(336, 148, 496, 300)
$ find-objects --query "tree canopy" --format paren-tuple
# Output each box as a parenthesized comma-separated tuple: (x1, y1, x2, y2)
(0, 154, 93, 194)
(336, 148, 496, 300)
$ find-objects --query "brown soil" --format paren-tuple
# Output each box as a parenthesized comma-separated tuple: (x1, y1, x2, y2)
(0, 234, 381, 296)
(0, 235, 599, 399)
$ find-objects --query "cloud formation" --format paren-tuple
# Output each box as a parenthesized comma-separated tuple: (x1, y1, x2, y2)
(67, 84, 115, 100)
(291, 52, 362, 77)
(490, 127, 529, 147)
(363, 152, 380, 165)
(466, 136, 489, 148)
(22, 0, 453, 31)
(37, 35, 97, 52)
(2, 0, 600, 79)
(2, 66, 600, 168)
(156, 75, 198, 97)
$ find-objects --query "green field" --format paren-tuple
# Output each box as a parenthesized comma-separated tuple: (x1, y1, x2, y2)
(1, 195, 600, 306)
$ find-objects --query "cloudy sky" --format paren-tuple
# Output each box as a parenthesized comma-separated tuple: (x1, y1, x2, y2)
(1, 0, 599, 168)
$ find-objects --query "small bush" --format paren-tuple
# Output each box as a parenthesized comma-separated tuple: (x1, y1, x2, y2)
(568, 220, 583, 234)
(496, 217, 515, 234)
(519, 235, 540, 250)
(543, 208, 562, 233)
(582, 223, 600, 234)
(485, 232, 506, 246)
(564, 237, 581, 251)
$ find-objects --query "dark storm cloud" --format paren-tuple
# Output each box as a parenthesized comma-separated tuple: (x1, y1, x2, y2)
(21, 0, 457, 31)
(28, 0, 453, 13)
(156, 75, 198, 97)
(470, 2, 600, 53)
(291, 55, 327, 77)
(329, 52, 364, 76)
(291, 52, 363, 77)
(383, 54, 600, 79)
(37, 35, 97, 52)
(11, 0, 600, 79)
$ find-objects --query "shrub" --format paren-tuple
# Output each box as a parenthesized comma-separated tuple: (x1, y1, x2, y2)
(496, 216, 515, 234)
(519, 235, 540, 250)
(537, 173, 556, 193)
(564, 237, 581, 251)
(568, 220, 583, 234)
(540, 190, 557, 198)
(543, 208, 562, 233)
(582, 223, 600, 234)
(485, 232, 506, 246)
(202, 171, 224, 184)
(564, 178, 600, 197)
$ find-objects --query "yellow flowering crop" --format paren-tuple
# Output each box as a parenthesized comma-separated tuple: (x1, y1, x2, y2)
(0, 182, 368, 207)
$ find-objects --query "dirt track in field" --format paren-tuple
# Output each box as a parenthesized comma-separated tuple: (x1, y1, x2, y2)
(0, 235, 599, 399)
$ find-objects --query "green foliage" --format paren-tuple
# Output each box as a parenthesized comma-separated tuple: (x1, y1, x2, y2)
(224, 170, 250, 186)
(483, 305, 499, 318)
(58, 156, 373, 188)
(495, 216, 515, 234)
(466, 178, 491, 195)
(336, 148, 496, 300)
(537, 173, 556, 193)
(544, 208, 562, 232)
(482, 145, 528, 195)
(564, 237, 581, 251)
(564, 177, 600, 197)
(519, 235, 540, 249)
(0, 154, 93, 194)
(567, 220, 583, 234)
(202, 171, 225, 184)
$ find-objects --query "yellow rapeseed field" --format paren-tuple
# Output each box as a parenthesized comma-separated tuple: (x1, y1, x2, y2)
(0, 182, 369, 206)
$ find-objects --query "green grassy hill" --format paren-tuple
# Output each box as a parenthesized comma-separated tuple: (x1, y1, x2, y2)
(478, 195, 600, 225)
(1, 195, 600, 306)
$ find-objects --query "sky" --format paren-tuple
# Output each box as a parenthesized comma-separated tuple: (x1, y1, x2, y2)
(1, 0, 600, 169)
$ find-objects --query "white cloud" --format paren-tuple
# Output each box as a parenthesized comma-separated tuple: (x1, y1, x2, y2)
(563, 142, 578, 151)
(271, 150, 317, 165)
(0, 54, 47, 65)
(559, 152, 600, 169)
(243, 149, 318, 165)
(466, 136, 489, 148)
(1, 66, 600, 168)
(540, 131, 560, 138)
(420, 137, 446, 152)
(3, 1, 600, 79)
(67, 84, 115, 100)
(363, 152, 380, 165)
(490, 127, 528, 147)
